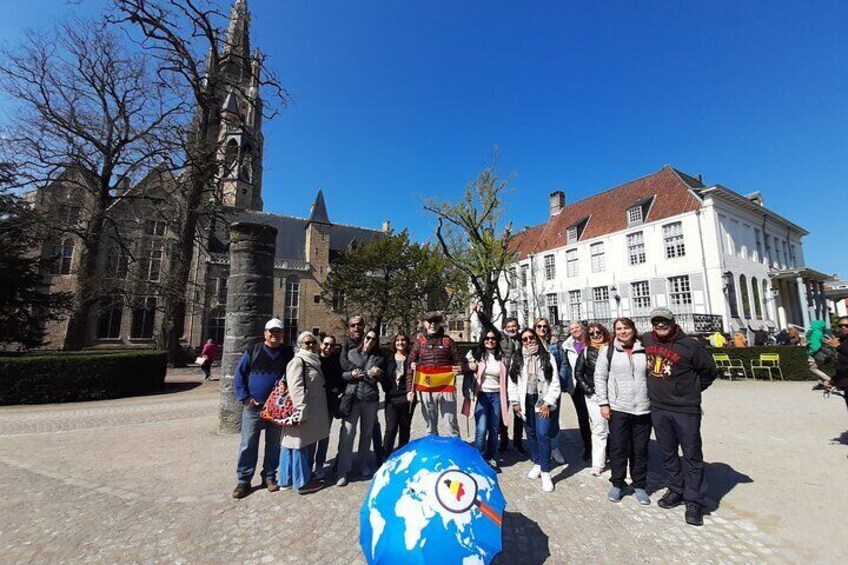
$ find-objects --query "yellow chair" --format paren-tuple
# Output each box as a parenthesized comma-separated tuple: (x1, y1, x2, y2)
(750, 353, 784, 381)
(713, 353, 747, 381)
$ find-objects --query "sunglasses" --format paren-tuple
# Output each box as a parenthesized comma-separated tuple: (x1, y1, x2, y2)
(535, 324, 549, 329)
(322, 342, 334, 347)
(365, 335, 377, 341)
(588, 331, 603, 337)
(521, 335, 537, 343)
(349, 322, 363, 328)
(838, 324, 848, 328)
(651, 318, 671, 327)
(304, 340, 317, 346)
(484, 336, 497, 341)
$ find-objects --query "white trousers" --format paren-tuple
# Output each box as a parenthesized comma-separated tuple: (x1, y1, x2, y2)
(584, 394, 609, 469)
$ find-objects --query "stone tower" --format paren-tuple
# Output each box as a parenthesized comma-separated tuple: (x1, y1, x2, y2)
(217, 0, 264, 211)
(305, 190, 331, 282)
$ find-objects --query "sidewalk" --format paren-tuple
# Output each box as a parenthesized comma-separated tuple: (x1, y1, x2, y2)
(0, 368, 844, 563)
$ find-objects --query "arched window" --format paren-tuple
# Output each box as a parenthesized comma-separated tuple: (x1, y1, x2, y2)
(283, 275, 300, 345)
(762, 279, 770, 319)
(50, 238, 74, 275)
(751, 277, 763, 319)
(739, 274, 752, 319)
(725, 274, 739, 318)
(223, 138, 239, 177)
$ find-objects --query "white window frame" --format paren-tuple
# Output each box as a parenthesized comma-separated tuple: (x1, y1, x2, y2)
(631, 281, 651, 313)
(566, 249, 579, 277)
(590, 242, 605, 273)
(667, 275, 692, 312)
(546, 293, 559, 325)
(543, 254, 556, 280)
(663, 222, 686, 259)
(627, 231, 646, 265)
(566, 226, 578, 244)
(627, 206, 643, 225)
(593, 286, 611, 319)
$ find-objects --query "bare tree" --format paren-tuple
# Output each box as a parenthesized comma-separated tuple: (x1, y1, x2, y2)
(424, 157, 517, 322)
(0, 21, 181, 350)
(107, 0, 289, 364)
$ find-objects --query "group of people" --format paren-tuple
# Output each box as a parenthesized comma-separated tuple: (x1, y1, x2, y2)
(228, 306, 726, 527)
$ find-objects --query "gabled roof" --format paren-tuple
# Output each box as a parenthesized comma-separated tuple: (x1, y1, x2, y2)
(512, 165, 704, 259)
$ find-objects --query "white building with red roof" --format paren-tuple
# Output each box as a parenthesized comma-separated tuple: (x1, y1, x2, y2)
(499, 165, 830, 336)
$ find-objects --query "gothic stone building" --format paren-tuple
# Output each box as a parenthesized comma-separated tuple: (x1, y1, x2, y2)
(30, 0, 386, 349)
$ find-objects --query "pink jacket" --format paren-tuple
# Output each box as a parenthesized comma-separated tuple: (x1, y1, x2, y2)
(461, 356, 510, 427)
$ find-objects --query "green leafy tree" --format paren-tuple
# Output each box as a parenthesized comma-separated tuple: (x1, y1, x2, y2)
(0, 166, 72, 349)
(424, 158, 517, 323)
(320, 230, 459, 332)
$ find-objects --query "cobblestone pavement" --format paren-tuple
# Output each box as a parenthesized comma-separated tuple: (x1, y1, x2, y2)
(1, 371, 844, 564)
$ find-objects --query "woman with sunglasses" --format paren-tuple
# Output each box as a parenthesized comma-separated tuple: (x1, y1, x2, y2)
(278, 332, 330, 495)
(336, 329, 385, 486)
(594, 318, 651, 504)
(532, 317, 571, 466)
(464, 328, 509, 470)
(574, 322, 611, 476)
(508, 328, 561, 492)
(383, 332, 414, 456)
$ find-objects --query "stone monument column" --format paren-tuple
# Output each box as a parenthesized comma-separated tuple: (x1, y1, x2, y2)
(219, 222, 278, 433)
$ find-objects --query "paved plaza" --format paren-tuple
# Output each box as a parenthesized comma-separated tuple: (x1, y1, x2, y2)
(0, 369, 845, 564)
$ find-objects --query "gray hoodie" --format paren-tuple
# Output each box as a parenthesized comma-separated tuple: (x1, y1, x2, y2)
(593, 338, 650, 416)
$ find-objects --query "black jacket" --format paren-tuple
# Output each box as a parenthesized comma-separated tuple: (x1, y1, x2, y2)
(834, 335, 848, 390)
(320, 352, 344, 414)
(384, 355, 411, 406)
(641, 326, 718, 414)
(574, 346, 600, 396)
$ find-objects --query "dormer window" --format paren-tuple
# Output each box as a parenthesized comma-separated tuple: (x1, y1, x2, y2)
(566, 226, 578, 244)
(627, 206, 643, 225)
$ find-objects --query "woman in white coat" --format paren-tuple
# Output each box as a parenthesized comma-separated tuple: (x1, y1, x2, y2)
(278, 331, 330, 495)
(508, 327, 561, 493)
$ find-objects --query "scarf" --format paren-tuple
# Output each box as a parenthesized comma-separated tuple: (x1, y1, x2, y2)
(522, 345, 543, 381)
(296, 349, 321, 371)
(573, 340, 586, 355)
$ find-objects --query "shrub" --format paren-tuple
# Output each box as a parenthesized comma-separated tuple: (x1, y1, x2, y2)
(706, 346, 831, 381)
(0, 351, 168, 405)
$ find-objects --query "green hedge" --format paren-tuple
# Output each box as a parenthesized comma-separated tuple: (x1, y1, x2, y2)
(707, 346, 829, 381)
(0, 351, 168, 405)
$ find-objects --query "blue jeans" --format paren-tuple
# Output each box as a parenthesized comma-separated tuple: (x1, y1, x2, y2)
(313, 413, 334, 478)
(279, 443, 317, 491)
(524, 394, 553, 472)
(475, 392, 502, 460)
(235, 405, 282, 484)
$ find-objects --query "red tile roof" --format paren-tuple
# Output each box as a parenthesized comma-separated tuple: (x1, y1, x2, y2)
(511, 166, 704, 259)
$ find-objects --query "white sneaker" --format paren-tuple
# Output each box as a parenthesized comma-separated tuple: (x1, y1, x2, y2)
(551, 447, 565, 465)
(336, 476, 348, 487)
(541, 472, 554, 492)
(527, 464, 542, 479)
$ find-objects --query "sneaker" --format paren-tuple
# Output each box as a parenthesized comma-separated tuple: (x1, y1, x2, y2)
(685, 502, 704, 526)
(551, 447, 565, 465)
(541, 472, 554, 492)
(298, 478, 325, 495)
(336, 476, 348, 487)
(590, 467, 604, 477)
(265, 479, 280, 492)
(608, 486, 623, 503)
(487, 459, 501, 473)
(231, 482, 250, 499)
(527, 464, 542, 480)
(634, 488, 651, 505)
(657, 489, 684, 509)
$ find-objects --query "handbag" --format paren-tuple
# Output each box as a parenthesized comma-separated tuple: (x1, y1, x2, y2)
(194, 356, 207, 365)
(260, 359, 307, 427)
(336, 391, 355, 419)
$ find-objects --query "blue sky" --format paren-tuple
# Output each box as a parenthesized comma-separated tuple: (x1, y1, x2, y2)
(2, 1, 846, 277)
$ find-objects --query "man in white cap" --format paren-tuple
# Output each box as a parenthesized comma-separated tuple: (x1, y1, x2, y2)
(231, 318, 295, 499)
(641, 307, 717, 526)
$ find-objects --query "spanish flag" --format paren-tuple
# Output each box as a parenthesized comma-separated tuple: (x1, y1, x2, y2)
(414, 365, 456, 393)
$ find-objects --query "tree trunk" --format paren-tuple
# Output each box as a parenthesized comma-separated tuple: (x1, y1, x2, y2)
(218, 222, 277, 433)
(62, 213, 106, 350)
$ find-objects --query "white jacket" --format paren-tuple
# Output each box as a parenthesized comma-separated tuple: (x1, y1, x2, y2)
(507, 351, 561, 409)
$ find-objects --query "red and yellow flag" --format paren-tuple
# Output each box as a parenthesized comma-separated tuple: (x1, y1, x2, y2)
(414, 365, 456, 393)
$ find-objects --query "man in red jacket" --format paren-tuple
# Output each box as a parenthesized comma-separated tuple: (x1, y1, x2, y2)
(406, 311, 464, 437)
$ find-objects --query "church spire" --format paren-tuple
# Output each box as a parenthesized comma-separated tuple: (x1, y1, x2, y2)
(308, 190, 331, 225)
(223, 0, 250, 70)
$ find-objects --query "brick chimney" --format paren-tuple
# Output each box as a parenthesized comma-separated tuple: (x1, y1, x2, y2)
(549, 190, 565, 216)
(382, 220, 391, 233)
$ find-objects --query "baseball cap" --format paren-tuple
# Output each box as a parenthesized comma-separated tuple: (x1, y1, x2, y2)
(422, 311, 443, 323)
(265, 318, 284, 331)
(649, 307, 675, 321)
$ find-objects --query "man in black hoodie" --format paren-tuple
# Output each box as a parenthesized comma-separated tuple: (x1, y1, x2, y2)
(642, 307, 718, 527)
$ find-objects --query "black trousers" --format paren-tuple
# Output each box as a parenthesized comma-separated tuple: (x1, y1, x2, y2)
(651, 408, 706, 503)
(499, 410, 524, 450)
(383, 401, 413, 456)
(570, 387, 592, 458)
(608, 411, 652, 489)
